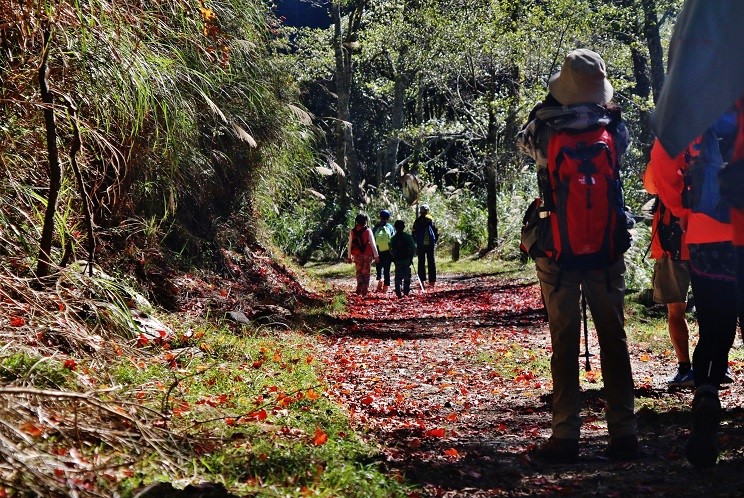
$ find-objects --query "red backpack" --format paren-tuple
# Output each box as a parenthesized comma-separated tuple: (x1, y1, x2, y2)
(542, 125, 630, 270)
(350, 227, 369, 255)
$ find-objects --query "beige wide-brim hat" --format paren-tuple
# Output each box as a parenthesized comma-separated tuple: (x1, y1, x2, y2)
(548, 48, 614, 106)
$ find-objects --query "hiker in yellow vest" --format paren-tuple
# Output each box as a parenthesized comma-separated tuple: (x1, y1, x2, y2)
(372, 209, 395, 293)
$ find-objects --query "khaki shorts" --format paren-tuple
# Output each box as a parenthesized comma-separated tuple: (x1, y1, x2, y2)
(652, 256, 690, 304)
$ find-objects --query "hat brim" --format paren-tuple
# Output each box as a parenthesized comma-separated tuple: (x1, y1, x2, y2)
(548, 71, 614, 106)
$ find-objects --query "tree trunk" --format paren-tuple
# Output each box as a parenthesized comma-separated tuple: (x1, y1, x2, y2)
(412, 75, 425, 178)
(36, 28, 61, 282)
(629, 44, 655, 158)
(484, 75, 499, 252)
(332, 1, 365, 206)
(384, 65, 408, 184)
(62, 96, 96, 275)
(642, 0, 665, 103)
(501, 62, 521, 181)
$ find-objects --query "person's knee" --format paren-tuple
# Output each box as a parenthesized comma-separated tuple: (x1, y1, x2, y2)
(667, 301, 687, 319)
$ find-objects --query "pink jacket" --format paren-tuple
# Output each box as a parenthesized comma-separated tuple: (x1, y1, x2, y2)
(347, 226, 379, 260)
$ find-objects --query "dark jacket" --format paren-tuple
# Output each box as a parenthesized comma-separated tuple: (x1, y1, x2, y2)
(412, 214, 438, 247)
(390, 232, 417, 267)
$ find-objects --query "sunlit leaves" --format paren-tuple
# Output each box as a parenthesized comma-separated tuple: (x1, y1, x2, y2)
(313, 427, 328, 446)
(318, 275, 554, 481)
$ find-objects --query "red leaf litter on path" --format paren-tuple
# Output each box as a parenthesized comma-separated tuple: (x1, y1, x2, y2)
(314, 272, 744, 497)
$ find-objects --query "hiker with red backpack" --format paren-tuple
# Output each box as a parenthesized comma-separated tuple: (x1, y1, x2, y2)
(347, 213, 379, 297)
(516, 49, 638, 463)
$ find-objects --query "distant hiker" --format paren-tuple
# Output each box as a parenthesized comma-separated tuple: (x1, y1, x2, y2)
(643, 150, 693, 388)
(516, 48, 637, 463)
(390, 220, 416, 298)
(652, 111, 742, 468)
(347, 213, 379, 297)
(412, 204, 438, 287)
(373, 209, 395, 293)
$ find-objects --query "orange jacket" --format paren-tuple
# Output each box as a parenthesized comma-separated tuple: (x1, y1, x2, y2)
(643, 156, 688, 260)
(732, 97, 744, 247)
(650, 138, 732, 246)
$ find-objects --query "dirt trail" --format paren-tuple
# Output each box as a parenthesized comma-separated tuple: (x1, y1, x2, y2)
(315, 272, 744, 497)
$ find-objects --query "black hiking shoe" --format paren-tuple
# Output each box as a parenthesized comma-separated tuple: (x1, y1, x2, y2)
(530, 436, 579, 463)
(607, 434, 639, 461)
(685, 385, 721, 468)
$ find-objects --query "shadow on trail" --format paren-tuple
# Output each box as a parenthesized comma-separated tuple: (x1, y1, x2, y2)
(331, 309, 546, 340)
(318, 272, 744, 497)
(330, 278, 547, 340)
(385, 404, 744, 497)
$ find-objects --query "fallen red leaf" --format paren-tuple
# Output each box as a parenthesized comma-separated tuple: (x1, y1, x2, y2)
(444, 447, 460, 457)
(313, 428, 328, 446)
(9, 316, 24, 327)
(248, 409, 267, 421)
(425, 428, 446, 438)
(20, 421, 43, 438)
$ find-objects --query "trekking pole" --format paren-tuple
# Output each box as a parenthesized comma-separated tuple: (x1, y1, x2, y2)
(581, 286, 593, 371)
(412, 265, 424, 292)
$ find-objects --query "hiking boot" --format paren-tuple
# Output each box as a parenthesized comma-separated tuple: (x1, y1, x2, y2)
(685, 385, 721, 468)
(530, 437, 579, 463)
(607, 434, 639, 461)
(668, 366, 695, 389)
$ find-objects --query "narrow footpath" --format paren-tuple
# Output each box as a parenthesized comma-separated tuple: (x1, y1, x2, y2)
(314, 272, 744, 497)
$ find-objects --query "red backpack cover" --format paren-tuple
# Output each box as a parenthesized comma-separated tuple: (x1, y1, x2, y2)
(543, 125, 628, 270)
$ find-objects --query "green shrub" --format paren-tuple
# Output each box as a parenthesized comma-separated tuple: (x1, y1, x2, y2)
(625, 219, 654, 294)
(267, 178, 542, 262)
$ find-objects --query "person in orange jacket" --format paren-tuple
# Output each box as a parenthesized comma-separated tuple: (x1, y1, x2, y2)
(643, 156, 692, 388)
(651, 110, 741, 468)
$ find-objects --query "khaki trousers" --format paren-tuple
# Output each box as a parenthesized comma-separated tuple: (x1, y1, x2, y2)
(535, 257, 637, 439)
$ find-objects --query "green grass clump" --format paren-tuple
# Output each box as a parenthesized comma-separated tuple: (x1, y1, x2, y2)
(478, 342, 551, 382)
(305, 261, 355, 279)
(105, 324, 414, 497)
(0, 352, 75, 389)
